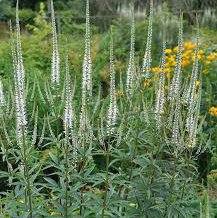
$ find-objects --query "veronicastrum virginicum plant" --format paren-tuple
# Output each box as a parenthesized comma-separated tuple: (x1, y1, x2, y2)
(0, 0, 208, 217)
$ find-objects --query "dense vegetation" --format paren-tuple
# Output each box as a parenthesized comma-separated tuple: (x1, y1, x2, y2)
(0, 0, 217, 217)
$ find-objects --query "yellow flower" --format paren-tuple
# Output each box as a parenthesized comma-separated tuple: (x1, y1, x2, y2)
(198, 54, 203, 60)
(209, 107, 217, 116)
(196, 81, 200, 87)
(184, 42, 196, 50)
(203, 69, 208, 75)
(144, 82, 149, 87)
(151, 67, 162, 73)
(171, 61, 177, 67)
(205, 60, 211, 65)
(183, 50, 193, 57)
(207, 53, 217, 61)
(164, 68, 171, 74)
(173, 46, 178, 52)
(182, 59, 190, 68)
(199, 50, 205, 55)
(165, 62, 170, 68)
(165, 49, 172, 54)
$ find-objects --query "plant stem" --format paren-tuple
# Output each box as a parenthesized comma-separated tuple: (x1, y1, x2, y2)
(21, 125, 33, 218)
(102, 150, 110, 218)
(64, 126, 70, 217)
(80, 137, 86, 216)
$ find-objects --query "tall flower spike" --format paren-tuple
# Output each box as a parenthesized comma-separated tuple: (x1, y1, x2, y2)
(126, 5, 136, 97)
(0, 78, 5, 107)
(143, 0, 153, 81)
(168, 14, 183, 101)
(171, 97, 181, 145)
(16, 0, 25, 93)
(64, 55, 74, 139)
(155, 41, 166, 123)
(107, 29, 118, 135)
(51, 0, 60, 85)
(9, 20, 17, 74)
(14, 1, 27, 144)
(186, 25, 200, 135)
(82, 0, 92, 96)
(187, 83, 201, 147)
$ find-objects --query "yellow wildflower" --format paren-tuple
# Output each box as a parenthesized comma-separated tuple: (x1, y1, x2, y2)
(173, 46, 178, 53)
(209, 107, 217, 116)
(184, 42, 196, 50)
(164, 68, 171, 74)
(205, 60, 211, 65)
(165, 62, 170, 68)
(207, 53, 216, 61)
(144, 82, 149, 87)
(199, 50, 205, 55)
(202, 69, 208, 75)
(182, 59, 190, 68)
(196, 81, 200, 87)
(165, 49, 172, 54)
(151, 67, 162, 73)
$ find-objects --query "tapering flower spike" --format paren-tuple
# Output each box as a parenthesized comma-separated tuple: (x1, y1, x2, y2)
(0, 78, 5, 107)
(9, 20, 17, 74)
(64, 55, 74, 138)
(14, 1, 27, 143)
(126, 5, 136, 97)
(171, 97, 181, 145)
(16, 0, 25, 93)
(168, 14, 183, 101)
(186, 23, 200, 147)
(187, 83, 201, 147)
(107, 29, 118, 135)
(183, 27, 199, 106)
(51, 0, 60, 85)
(155, 41, 166, 123)
(82, 0, 92, 97)
(143, 0, 153, 81)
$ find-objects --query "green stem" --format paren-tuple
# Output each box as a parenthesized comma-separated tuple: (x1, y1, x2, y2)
(80, 137, 86, 216)
(21, 125, 33, 218)
(64, 127, 70, 217)
(102, 150, 110, 218)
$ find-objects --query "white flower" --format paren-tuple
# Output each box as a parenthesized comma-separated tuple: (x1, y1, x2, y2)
(82, 0, 92, 97)
(143, 0, 153, 81)
(0, 78, 5, 107)
(155, 42, 166, 123)
(51, 0, 60, 85)
(168, 15, 183, 101)
(64, 55, 74, 138)
(126, 7, 136, 97)
(107, 32, 118, 135)
(14, 1, 27, 144)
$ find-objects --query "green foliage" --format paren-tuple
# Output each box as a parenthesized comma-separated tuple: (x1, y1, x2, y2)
(0, 1, 217, 217)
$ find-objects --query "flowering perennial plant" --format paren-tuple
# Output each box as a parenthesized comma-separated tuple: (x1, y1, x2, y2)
(0, 1, 210, 217)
